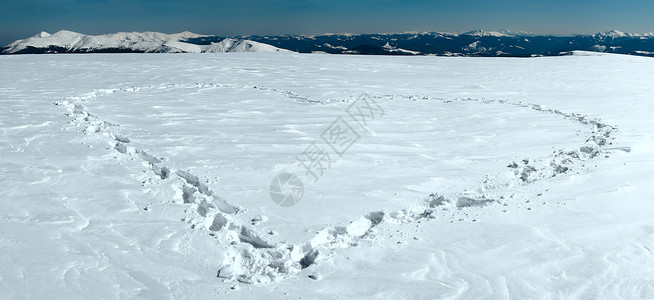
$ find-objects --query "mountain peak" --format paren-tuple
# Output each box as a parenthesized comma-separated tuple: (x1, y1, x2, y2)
(35, 31, 51, 38)
(462, 29, 517, 37)
(600, 30, 628, 38)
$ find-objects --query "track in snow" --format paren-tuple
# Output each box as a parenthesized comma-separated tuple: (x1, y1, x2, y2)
(53, 82, 621, 284)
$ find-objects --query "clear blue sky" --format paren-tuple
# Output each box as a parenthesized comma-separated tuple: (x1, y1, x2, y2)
(1, 0, 653, 45)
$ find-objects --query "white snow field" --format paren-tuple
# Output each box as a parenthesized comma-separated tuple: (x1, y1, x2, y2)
(1, 52, 654, 299)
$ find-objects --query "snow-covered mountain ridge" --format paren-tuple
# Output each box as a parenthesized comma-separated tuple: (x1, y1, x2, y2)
(2, 30, 292, 54)
(5, 29, 654, 57)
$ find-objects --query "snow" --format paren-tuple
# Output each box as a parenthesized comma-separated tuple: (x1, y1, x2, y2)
(382, 42, 420, 55)
(323, 43, 348, 50)
(3, 30, 291, 54)
(1, 52, 654, 298)
(35, 31, 51, 38)
(595, 30, 654, 39)
(203, 38, 291, 53)
(464, 41, 486, 53)
(463, 29, 513, 37)
(601, 30, 628, 38)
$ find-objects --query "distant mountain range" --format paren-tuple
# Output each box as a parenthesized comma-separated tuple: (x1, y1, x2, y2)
(233, 29, 654, 57)
(4, 29, 654, 57)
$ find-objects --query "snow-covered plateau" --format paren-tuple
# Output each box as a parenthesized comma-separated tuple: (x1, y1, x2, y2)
(1, 51, 653, 299)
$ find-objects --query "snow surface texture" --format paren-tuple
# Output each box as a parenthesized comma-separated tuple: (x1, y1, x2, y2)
(2, 30, 291, 54)
(1, 52, 653, 299)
